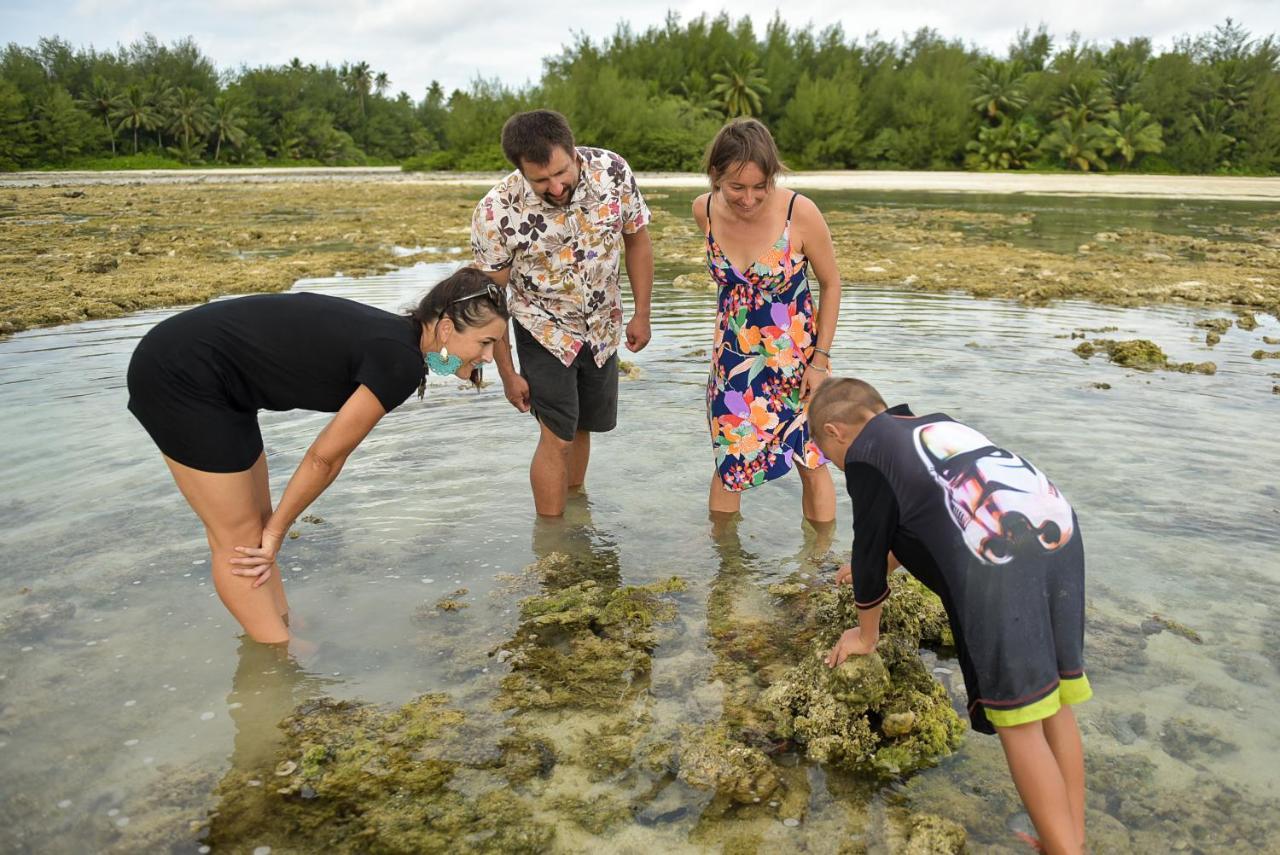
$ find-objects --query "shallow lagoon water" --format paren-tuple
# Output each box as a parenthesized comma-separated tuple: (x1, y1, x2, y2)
(2, 207, 1280, 851)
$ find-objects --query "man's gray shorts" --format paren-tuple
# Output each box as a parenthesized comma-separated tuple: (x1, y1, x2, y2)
(514, 321, 618, 442)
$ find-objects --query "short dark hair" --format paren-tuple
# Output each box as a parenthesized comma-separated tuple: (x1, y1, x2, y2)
(807, 377, 888, 431)
(500, 109, 576, 168)
(703, 118, 786, 189)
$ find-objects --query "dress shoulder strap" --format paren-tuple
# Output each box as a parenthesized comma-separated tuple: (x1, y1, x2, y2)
(786, 191, 800, 221)
(705, 193, 713, 227)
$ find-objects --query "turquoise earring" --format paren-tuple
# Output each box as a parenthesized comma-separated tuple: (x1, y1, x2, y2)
(425, 344, 463, 376)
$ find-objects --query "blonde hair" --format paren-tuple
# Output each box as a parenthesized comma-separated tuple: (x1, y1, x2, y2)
(807, 377, 888, 431)
(703, 118, 786, 189)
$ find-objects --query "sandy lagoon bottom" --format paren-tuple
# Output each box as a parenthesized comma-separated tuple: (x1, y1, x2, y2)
(1, 263, 1279, 852)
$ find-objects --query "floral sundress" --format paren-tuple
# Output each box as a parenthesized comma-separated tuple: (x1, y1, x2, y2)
(705, 192, 827, 492)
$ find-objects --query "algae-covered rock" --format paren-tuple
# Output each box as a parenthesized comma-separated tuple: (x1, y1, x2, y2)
(1074, 337, 1216, 375)
(496, 578, 686, 712)
(1159, 714, 1238, 762)
(675, 724, 781, 805)
(548, 793, 633, 835)
(759, 576, 964, 777)
(1236, 311, 1259, 330)
(1102, 338, 1168, 370)
(206, 693, 555, 853)
(673, 272, 715, 290)
(885, 810, 967, 855)
(618, 359, 643, 380)
(1253, 349, 1280, 360)
(1195, 317, 1232, 335)
(1140, 613, 1204, 644)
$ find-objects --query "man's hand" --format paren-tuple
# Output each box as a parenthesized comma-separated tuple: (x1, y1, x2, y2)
(834, 563, 852, 585)
(501, 372, 531, 413)
(825, 626, 878, 667)
(625, 314, 651, 352)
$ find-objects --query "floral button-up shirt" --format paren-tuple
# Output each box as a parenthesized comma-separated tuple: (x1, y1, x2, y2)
(471, 147, 650, 367)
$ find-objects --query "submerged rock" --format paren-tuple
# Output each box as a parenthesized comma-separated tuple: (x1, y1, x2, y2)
(1074, 337, 1216, 374)
(1140, 613, 1204, 644)
(674, 724, 781, 805)
(206, 694, 555, 853)
(1159, 714, 1238, 762)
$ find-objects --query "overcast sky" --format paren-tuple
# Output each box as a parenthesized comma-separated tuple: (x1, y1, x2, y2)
(4, 1, 1278, 98)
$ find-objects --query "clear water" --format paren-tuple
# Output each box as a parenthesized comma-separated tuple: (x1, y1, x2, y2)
(2, 228, 1280, 851)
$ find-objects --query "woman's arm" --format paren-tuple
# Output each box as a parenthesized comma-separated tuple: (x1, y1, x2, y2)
(230, 385, 388, 584)
(796, 198, 842, 398)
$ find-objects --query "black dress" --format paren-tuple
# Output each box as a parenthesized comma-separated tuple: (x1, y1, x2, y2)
(127, 293, 424, 472)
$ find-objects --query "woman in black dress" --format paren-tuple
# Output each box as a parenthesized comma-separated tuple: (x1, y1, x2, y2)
(127, 268, 508, 646)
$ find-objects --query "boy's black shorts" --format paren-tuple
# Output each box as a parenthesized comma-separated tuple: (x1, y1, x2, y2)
(514, 321, 618, 443)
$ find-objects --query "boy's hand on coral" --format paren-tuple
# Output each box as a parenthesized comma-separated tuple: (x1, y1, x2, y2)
(825, 627, 877, 667)
(834, 563, 852, 586)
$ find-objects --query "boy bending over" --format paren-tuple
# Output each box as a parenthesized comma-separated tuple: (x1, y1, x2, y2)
(808, 377, 1090, 855)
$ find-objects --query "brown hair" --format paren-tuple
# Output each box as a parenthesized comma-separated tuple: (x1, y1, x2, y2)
(500, 109, 576, 168)
(807, 377, 888, 432)
(406, 267, 509, 391)
(703, 118, 786, 189)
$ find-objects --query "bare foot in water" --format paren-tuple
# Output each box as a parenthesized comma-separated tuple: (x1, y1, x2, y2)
(1014, 830, 1044, 852)
(287, 636, 319, 665)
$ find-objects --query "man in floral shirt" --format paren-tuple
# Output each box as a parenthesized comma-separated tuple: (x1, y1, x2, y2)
(472, 109, 654, 516)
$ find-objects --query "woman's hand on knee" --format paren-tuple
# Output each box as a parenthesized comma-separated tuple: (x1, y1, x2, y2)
(231, 529, 284, 588)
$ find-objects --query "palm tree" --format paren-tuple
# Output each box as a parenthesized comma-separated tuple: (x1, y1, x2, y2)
(970, 59, 1028, 123)
(966, 119, 1040, 170)
(1102, 61, 1145, 107)
(210, 96, 248, 161)
(166, 87, 213, 158)
(1041, 105, 1108, 172)
(1101, 103, 1164, 166)
(1056, 80, 1114, 121)
(676, 79, 722, 121)
(78, 76, 123, 156)
(711, 53, 770, 117)
(374, 71, 390, 97)
(111, 84, 160, 154)
(345, 61, 373, 117)
(144, 76, 177, 148)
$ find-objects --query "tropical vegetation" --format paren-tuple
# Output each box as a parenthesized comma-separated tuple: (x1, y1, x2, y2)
(2, 16, 1277, 173)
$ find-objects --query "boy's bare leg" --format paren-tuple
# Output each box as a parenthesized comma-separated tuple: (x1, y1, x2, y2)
(1042, 705, 1086, 849)
(997, 719, 1083, 855)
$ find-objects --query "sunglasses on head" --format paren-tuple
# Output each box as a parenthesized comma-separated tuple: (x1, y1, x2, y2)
(450, 281, 504, 306)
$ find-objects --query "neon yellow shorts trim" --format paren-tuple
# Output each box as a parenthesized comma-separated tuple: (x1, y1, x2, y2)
(985, 674, 1093, 729)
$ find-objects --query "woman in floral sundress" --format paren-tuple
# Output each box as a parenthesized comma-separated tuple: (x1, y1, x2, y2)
(693, 118, 844, 522)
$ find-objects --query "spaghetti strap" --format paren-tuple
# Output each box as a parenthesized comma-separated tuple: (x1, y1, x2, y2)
(705, 193, 713, 227)
(786, 191, 800, 222)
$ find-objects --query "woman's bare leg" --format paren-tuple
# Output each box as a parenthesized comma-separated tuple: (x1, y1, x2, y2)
(709, 470, 743, 515)
(246, 453, 290, 623)
(163, 453, 290, 644)
(795, 462, 836, 523)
